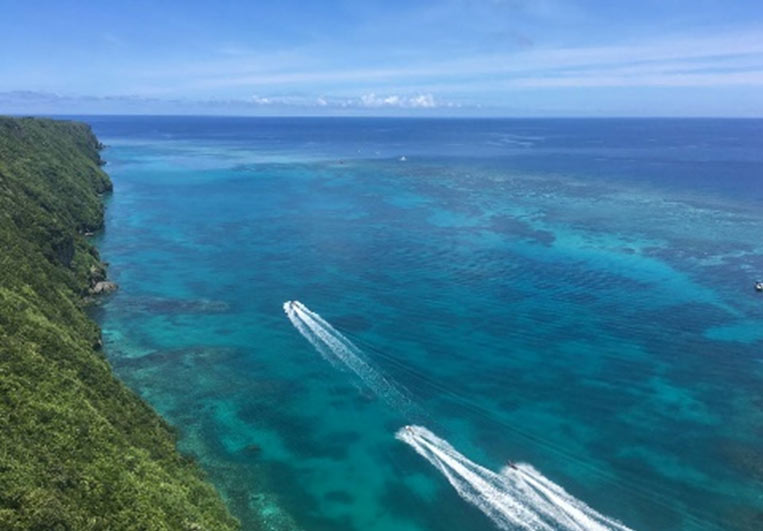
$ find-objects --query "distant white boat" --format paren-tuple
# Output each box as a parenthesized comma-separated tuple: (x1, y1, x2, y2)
(399, 155, 407, 162)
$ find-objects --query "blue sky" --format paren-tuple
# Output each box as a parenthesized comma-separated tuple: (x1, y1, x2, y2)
(1, 0, 762, 116)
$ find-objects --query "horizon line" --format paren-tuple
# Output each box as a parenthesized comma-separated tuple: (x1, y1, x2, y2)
(7, 112, 763, 120)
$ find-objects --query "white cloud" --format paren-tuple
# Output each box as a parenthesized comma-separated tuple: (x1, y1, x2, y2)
(224, 92, 448, 110)
(410, 93, 436, 108)
(359, 92, 438, 108)
(360, 93, 381, 106)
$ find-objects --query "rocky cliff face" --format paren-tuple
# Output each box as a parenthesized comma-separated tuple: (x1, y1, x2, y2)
(0, 117, 239, 530)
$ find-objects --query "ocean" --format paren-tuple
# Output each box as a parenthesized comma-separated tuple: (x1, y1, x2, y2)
(82, 116, 763, 530)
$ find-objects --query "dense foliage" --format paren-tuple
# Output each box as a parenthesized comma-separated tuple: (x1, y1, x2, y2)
(0, 117, 238, 530)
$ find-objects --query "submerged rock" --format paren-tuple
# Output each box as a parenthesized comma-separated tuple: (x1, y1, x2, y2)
(242, 444, 261, 455)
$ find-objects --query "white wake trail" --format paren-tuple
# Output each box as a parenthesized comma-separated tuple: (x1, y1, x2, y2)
(283, 301, 342, 369)
(397, 426, 632, 531)
(398, 426, 552, 530)
(283, 300, 419, 416)
(509, 464, 631, 531)
(283, 302, 632, 530)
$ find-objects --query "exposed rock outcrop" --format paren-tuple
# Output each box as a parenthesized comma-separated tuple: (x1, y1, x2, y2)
(90, 280, 118, 295)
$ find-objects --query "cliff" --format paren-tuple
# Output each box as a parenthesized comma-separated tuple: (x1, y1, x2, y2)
(0, 117, 238, 530)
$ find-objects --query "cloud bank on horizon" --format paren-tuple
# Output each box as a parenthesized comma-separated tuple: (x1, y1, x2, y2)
(1, 0, 762, 116)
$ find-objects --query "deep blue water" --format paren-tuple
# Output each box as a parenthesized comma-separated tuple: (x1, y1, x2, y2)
(83, 116, 763, 530)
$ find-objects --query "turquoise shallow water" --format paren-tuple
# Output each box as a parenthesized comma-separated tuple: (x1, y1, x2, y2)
(85, 117, 763, 530)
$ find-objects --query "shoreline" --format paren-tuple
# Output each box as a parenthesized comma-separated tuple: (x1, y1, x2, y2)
(0, 116, 239, 529)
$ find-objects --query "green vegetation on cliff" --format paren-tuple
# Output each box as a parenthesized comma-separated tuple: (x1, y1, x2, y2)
(0, 117, 238, 530)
